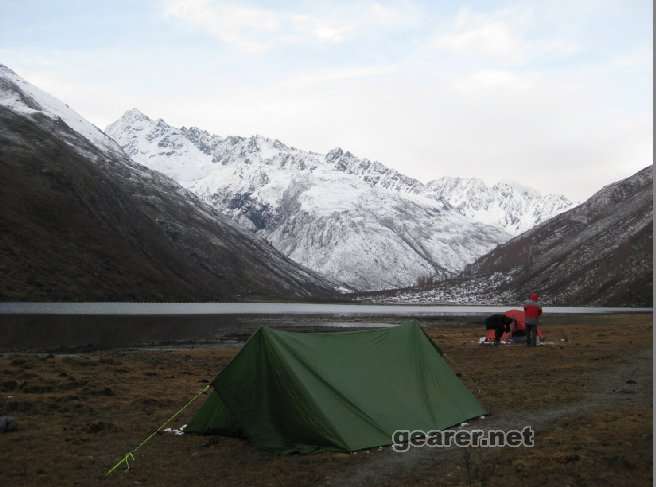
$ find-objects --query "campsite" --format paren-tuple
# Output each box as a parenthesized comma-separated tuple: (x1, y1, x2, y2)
(0, 3, 652, 486)
(1, 312, 651, 486)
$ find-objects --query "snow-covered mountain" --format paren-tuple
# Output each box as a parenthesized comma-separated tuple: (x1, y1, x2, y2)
(0, 65, 122, 157)
(0, 65, 336, 301)
(426, 177, 574, 235)
(106, 110, 576, 290)
(464, 165, 653, 306)
(365, 166, 653, 306)
(107, 109, 520, 290)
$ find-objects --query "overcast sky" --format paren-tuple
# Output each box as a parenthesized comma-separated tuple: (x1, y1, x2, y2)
(1, 0, 652, 200)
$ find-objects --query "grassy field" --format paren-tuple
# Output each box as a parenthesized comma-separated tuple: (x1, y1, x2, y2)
(1, 313, 652, 486)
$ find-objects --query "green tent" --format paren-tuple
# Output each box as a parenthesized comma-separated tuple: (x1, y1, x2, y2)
(187, 322, 486, 452)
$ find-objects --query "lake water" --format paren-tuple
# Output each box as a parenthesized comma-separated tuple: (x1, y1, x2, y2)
(0, 302, 651, 316)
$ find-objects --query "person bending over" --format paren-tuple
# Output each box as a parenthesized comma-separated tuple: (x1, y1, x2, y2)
(484, 314, 515, 346)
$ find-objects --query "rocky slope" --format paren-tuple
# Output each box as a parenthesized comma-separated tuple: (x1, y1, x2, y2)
(464, 165, 653, 306)
(0, 65, 337, 301)
(106, 110, 571, 290)
(363, 166, 653, 306)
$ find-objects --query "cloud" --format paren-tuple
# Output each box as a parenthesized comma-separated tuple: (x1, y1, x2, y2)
(289, 64, 398, 86)
(164, 0, 281, 52)
(163, 0, 420, 52)
(289, 13, 353, 44)
(2, 1, 648, 201)
(453, 69, 534, 95)
(434, 9, 521, 59)
(432, 6, 579, 63)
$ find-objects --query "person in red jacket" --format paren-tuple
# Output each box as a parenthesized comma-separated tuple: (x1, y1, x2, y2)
(523, 292, 543, 347)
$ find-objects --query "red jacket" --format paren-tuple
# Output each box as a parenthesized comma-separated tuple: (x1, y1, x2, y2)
(524, 302, 542, 320)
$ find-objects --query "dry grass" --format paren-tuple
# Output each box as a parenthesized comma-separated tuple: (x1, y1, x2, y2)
(1, 313, 652, 486)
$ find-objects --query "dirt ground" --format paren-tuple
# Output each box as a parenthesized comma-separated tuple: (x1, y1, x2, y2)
(1, 313, 652, 486)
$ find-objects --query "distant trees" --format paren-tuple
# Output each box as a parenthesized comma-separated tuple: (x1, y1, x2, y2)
(415, 273, 435, 289)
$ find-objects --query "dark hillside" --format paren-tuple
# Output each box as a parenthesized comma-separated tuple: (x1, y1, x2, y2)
(0, 109, 335, 301)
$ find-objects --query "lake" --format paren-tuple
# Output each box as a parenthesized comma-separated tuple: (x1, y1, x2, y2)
(0, 302, 651, 316)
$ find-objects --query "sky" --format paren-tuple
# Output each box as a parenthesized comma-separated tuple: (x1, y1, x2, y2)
(0, 0, 652, 200)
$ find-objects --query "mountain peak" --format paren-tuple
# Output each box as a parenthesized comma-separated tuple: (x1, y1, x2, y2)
(326, 147, 347, 161)
(494, 179, 539, 196)
(2, 67, 337, 301)
(120, 107, 151, 123)
(0, 64, 18, 77)
(105, 108, 158, 142)
(0, 64, 121, 156)
(426, 176, 574, 235)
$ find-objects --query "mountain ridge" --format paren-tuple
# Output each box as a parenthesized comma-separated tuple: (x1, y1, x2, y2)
(360, 165, 653, 306)
(464, 164, 653, 306)
(426, 176, 574, 234)
(0, 65, 338, 301)
(106, 109, 574, 290)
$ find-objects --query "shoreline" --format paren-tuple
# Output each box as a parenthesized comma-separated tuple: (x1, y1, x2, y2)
(0, 312, 650, 353)
(0, 302, 651, 316)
